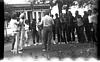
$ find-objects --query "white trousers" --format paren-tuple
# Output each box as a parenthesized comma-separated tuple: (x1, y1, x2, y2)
(19, 29, 25, 49)
(13, 32, 20, 52)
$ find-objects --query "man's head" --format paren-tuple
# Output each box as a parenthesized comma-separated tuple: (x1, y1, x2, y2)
(55, 13, 58, 18)
(50, 15, 54, 18)
(93, 8, 98, 14)
(44, 10, 50, 15)
(88, 10, 92, 15)
(84, 11, 88, 15)
(75, 11, 79, 16)
(11, 13, 17, 19)
(67, 11, 72, 16)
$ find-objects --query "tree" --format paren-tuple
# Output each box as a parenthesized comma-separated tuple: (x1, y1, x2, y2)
(56, 0, 97, 14)
(28, 0, 97, 14)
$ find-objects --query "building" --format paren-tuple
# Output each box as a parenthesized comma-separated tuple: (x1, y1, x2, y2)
(5, 3, 50, 23)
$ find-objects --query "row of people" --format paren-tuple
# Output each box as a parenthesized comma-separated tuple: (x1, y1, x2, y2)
(8, 8, 97, 53)
(51, 9, 97, 44)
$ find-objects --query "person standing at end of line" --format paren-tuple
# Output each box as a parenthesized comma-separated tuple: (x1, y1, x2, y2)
(38, 11, 54, 51)
(8, 14, 19, 53)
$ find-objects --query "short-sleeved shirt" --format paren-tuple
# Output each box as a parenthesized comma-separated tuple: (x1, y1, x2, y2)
(39, 15, 54, 27)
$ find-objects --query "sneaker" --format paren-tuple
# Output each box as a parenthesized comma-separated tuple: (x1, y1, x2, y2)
(27, 44, 31, 46)
(53, 42, 56, 44)
(39, 43, 42, 45)
(18, 51, 23, 53)
(34, 43, 37, 46)
(24, 44, 28, 47)
(11, 50, 18, 54)
(11, 50, 14, 52)
(42, 49, 46, 51)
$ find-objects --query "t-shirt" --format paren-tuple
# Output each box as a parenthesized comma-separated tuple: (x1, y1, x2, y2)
(7, 19, 19, 36)
(40, 15, 54, 27)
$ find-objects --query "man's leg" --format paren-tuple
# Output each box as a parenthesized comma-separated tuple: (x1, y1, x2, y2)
(47, 30, 52, 50)
(32, 29, 36, 44)
(53, 28, 55, 41)
(36, 31, 39, 44)
(76, 26, 81, 43)
(71, 27, 75, 41)
(85, 25, 91, 42)
(42, 28, 48, 50)
(66, 26, 71, 42)
(63, 28, 66, 43)
(57, 28, 60, 43)
(19, 29, 24, 50)
(12, 35, 16, 50)
(80, 26, 86, 43)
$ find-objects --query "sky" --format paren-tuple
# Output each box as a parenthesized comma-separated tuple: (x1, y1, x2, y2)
(4, 0, 30, 4)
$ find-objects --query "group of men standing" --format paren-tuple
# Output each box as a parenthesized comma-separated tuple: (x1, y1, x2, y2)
(51, 9, 98, 45)
(7, 8, 98, 53)
(29, 9, 98, 51)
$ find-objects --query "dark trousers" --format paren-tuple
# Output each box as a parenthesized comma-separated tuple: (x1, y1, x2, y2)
(12, 36, 15, 50)
(76, 26, 86, 43)
(32, 29, 39, 44)
(66, 26, 72, 42)
(85, 23, 93, 42)
(56, 27, 61, 43)
(92, 24, 97, 42)
(43, 26, 52, 50)
(62, 25, 66, 43)
(52, 26, 55, 40)
(70, 26, 75, 41)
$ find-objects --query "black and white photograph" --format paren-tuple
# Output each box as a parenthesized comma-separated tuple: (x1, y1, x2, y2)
(3, 0, 98, 61)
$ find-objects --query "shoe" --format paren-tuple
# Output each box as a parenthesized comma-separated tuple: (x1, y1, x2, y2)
(11, 50, 14, 52)
(53, 42, 56, 44)
(39, 43, 42, 45)
(11, 50, 18, 54)
(42, 49, 46, 51)
(18, 51, 23, 53)
(27, 44, 31, 46)
(58, 42, 61, 44)
(24, 44, 28, 47)
(34, 43, 37, 46)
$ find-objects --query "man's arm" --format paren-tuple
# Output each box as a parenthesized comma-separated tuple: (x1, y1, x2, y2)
(38, 18, 43, 26)
(51, 18, 54, 25)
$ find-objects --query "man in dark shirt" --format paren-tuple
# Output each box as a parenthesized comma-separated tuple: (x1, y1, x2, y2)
(75, 11, 86, 43)
(83, 11, 91, 43)
(55, 13, 62, 44)
(30, 19, 39, 45)
(65, 11, 75, 43)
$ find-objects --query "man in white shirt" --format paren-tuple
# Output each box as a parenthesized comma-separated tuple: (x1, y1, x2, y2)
(38, 11, 54, 51)
(7, 14, 20, 54)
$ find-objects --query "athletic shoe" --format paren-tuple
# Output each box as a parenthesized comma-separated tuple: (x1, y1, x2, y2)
(18, 51, 23, 53)
(42, 49, 46, 51)
(24, 44, 28, 47)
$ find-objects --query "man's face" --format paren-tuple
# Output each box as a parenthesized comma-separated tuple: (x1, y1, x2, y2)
(75, 11, 79, 16)
(88, 10, 92, 15)
(55, 14, 58, 18)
